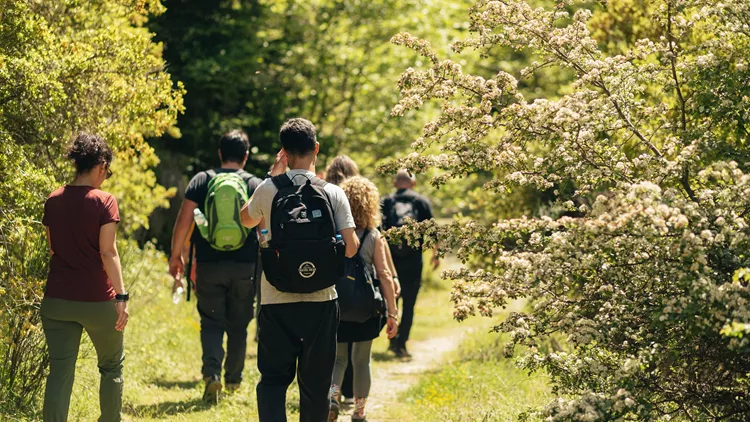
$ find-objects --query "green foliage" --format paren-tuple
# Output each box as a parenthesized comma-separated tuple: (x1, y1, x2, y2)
(0, 0, 183, 414)
(388, 0, 750, 419)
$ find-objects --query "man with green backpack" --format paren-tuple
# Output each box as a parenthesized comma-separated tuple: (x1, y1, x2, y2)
(169, 129, 263, 403)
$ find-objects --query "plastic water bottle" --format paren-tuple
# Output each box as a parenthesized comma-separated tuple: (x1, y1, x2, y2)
(193, 208, 209, 238)
(172, 286, 184, 304)
(260, 229, 271, 248)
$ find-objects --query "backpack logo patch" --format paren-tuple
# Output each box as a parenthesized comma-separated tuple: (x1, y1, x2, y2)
(298, 261, 317, 278)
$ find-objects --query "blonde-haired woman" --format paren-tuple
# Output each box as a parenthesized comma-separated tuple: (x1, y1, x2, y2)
(329, 176, 398, 422)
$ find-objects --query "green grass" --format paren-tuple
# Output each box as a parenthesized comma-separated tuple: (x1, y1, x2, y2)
(7, 253, 550, 421)
(386, 329, 552, 422)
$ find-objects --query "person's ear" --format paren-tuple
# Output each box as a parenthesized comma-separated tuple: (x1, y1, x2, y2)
(218, 149, 223, 163)
(314, 142, 320, 155)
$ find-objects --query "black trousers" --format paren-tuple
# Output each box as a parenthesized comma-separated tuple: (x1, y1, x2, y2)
(392, 255, 423, 347)
(257, 300, 339, 422)
(196, 261, 256, 384)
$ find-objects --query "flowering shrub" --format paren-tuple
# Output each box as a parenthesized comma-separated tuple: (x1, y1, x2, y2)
(386, 0, 750, 419)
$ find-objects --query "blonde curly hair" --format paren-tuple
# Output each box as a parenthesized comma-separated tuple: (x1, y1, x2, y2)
(340, 176, 380, 230)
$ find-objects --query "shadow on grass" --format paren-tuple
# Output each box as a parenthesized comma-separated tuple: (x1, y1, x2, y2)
(150, 379, 199, 390)
(372, 351, 403, 362)
(126, 398, 212, 417)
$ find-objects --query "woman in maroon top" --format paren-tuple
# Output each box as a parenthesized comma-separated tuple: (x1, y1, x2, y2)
(41, 133, 129, 422)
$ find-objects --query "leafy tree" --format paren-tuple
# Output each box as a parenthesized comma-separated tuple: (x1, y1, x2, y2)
(0, 0, 182, 413)
(387, 0, 750, 419)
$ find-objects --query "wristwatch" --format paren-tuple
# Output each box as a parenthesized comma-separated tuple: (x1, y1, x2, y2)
(115, 292, 129, 302)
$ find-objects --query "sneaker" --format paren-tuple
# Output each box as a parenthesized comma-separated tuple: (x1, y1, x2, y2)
(202, 375, 222, 404)
(343, 397, 355, 407)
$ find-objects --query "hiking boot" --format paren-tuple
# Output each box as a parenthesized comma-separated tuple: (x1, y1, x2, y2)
(328, 384, 341, 422)
(351, 397, 367, 421)
(202, 375, 222, 404)
(328, 397, 340, 422)
(225, 382, 241, 393)
(388, 339, 399, 354)
(396, 347, 412, 359)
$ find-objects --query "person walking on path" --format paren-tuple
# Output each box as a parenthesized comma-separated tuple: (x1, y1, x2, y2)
(41, 133, 129, 422)
(241, 118, 359, 422)
(328, 176, 399, 422)
(382, 170, 439, 358)
(324, 155, 401, 407)
(169, 129, 263, 403)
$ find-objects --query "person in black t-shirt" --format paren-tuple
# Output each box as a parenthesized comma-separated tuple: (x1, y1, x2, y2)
(381, 170, 439, 358)
(169, 130, 262, 403)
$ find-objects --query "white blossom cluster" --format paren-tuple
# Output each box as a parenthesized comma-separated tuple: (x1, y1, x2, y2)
(386, 0, 750, 419)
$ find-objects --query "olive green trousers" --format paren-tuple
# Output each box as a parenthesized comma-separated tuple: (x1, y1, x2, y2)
(41, 297, 124, 422)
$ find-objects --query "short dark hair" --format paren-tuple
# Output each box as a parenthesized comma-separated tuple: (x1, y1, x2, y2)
(219, 130, 250, 163)
(279, 118, 317, 157)
(66, 132, 112, 174)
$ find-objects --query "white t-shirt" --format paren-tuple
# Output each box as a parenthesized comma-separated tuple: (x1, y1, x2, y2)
(246, 169, 356, 305)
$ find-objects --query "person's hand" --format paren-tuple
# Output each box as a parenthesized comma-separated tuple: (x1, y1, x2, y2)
(169, 255, 184, 282)
(173, 278, 185, 293)
(431, 255, 440, 270)
(394, 277, 402, 299)
(270, 149, 288, 176)
(386, 315, 399, 339)
(115, 301, 129, 331)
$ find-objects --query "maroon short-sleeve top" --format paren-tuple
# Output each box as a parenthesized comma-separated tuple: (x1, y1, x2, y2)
(42, 185, 120, 301)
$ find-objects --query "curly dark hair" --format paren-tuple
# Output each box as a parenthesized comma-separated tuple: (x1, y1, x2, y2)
(66, 133, 112, 173)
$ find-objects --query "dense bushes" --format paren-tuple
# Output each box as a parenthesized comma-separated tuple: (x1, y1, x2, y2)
(0, 0, 182, 414)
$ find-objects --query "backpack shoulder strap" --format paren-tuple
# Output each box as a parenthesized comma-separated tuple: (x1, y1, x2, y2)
(311, 177, 327, 189)
(270, 174, 293, 190)
(357, 228, 371, 253)
(206, 169, 216, 178)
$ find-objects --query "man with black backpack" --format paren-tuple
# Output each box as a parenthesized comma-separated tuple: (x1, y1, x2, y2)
(240, 118, 358, 422)
(382, 169, 439, 359)
(169, 129, 263, 403)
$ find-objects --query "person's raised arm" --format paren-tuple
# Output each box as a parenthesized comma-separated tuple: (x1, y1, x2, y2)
(100, 222, 128, 331)
(242, 149, 287, 229)
(374, 234, 398, 339)
(169, 199, 198, 288)
(339, 227, 360, 258)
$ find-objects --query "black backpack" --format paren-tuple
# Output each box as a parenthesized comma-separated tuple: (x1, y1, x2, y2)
(336, 229, 386, 323)
(384, 194, 420, 257)
(260, 174, 346, 293)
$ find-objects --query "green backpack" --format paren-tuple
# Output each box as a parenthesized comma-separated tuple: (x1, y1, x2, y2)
(203, 170, 251, 251)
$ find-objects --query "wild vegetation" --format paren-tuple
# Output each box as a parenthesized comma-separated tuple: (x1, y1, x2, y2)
(387, 0, 750, 419)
